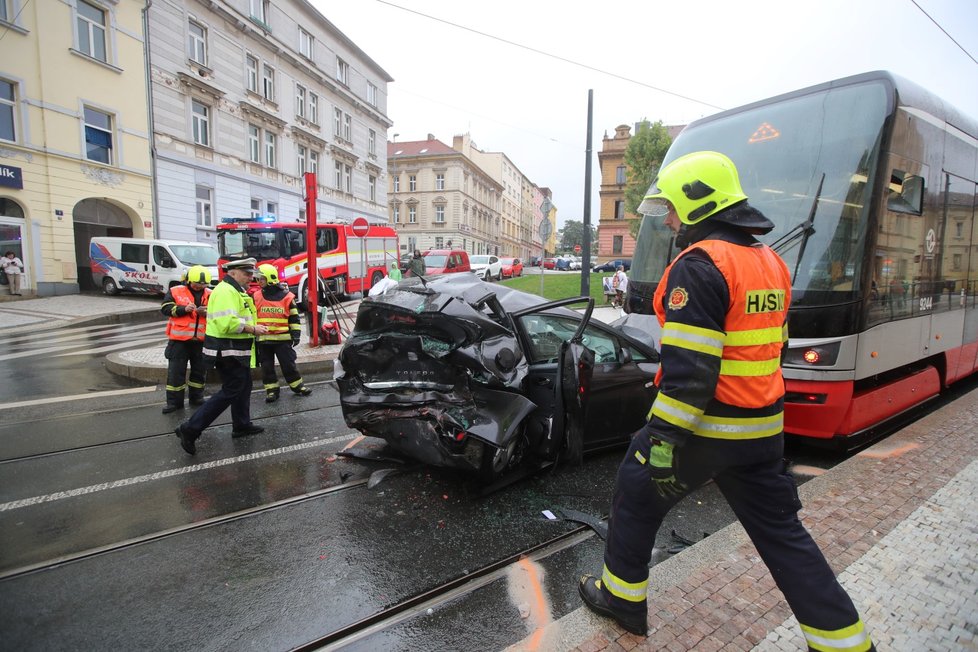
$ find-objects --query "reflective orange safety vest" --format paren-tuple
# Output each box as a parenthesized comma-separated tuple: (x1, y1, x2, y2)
(254, 291, 296, 342)
(166, 285, 210, 341)
(653, 239, 790, 409)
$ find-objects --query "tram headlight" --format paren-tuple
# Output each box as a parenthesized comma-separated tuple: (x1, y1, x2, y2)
(784, 341, 841, 367)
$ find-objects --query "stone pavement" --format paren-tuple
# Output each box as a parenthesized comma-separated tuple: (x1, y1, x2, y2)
(519, 387, 978, 651)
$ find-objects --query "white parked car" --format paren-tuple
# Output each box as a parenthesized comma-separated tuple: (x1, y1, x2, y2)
(469, 254, 502, 281)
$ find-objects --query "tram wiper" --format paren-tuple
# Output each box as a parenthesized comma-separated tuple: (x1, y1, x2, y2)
(770, 173, 824, 285)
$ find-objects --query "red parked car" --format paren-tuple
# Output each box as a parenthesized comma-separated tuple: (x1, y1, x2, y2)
(542, 258, 556, 270)
(499, 257, 523, 278)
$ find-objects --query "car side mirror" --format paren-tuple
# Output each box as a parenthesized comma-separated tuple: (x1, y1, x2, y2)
(621, 347, 633, 364)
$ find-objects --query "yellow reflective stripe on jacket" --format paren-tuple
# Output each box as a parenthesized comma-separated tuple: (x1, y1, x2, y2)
(724, 326, 784, 347)
(601, 565, 647, 603)
(719, 356, 782, 377)
(660, 322, 724, 357)
(801, 619, 872, 652)
(650, 393, 704, 431)
(692, 412, 783, 440)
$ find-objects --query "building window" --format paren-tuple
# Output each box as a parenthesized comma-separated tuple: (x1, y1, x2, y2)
(262, 64, 275, 101)
(953, 253, 962, 271)
(343, 164, 351, 193)
(436, 173, 445, 190)
(297, 145, 306, 173)
(336, 58, 348, 85)
(435, 205, 445, 223)
(616, 165, 626, 185)
(435, 237, 443, 249)
(367, 82, 377, 107)
(614, 200, 624, 220)
(409, 175, 416, 191)
(613, 235, 623, 255)
(296, 84, 306, 119)
(266, 201, 277, 218)
(248, 124, 260, 163)
(333, 107, 342, 138)
(249, 0, 268, 24)
(196, 185, 213, 227)
(308, 93, 318, 124)
(0, 79, 15, 142)
(191, 100, 209, 146)
(368, 175, 376, 202)
(83, 106, 112, 164)
(393, 175, 399, 192)
(188, 19, 207, 65)
(0, 1, 7, 21)
(246, 54, 259, 93)
(309, 150, 319, 176)
(76, 0, 107, 62)
(408, 206, 417, 223)
(956, 222, 964, 238)
(250, 198, 261, 219)
(392, 205, 399, 223)
(343, 113, 351, 141)
(299, 27, 313, 59)
(264, 131, 276, 168)
(368, 129, 376, 156)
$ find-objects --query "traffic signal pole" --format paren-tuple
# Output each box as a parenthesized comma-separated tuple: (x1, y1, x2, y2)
(304, 172, 319, 347)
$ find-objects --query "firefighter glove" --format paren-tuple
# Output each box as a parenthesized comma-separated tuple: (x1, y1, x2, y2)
(291, 338, 300, 348)
(648, 439, 685, 499)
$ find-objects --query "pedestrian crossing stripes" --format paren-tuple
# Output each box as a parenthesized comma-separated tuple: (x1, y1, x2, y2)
(0, 321, 167, 362)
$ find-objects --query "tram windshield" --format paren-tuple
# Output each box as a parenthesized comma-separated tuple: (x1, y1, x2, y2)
(632, 80, 889, 307)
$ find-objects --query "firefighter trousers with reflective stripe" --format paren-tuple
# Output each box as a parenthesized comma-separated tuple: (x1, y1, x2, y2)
(602, 433, 873, 651)
(183, 354, 253, 434)
(257, 341, 303, 391)
(164, 340, 205, 405)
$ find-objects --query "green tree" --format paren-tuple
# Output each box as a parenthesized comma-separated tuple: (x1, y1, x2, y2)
(624, 120, 672, 239)
(558, 220, 597, 253)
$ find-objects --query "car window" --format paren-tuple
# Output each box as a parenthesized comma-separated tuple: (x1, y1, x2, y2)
(518, 314, 620, 364)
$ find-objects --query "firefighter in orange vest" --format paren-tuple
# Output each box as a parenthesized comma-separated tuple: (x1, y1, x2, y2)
(578, 152, 875, 651)
(253, 264, 312, 402)
(160, 265, 212, 414)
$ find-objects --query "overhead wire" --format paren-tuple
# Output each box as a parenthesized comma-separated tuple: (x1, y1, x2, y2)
(909, 0, 978, 66)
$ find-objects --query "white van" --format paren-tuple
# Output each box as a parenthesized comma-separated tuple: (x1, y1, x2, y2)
(89, 237, 220, 296)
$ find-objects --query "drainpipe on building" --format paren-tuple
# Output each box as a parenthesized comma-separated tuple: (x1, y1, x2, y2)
(142, 0, 161, 239)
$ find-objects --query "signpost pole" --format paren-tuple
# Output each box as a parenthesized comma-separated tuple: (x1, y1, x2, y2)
(304, 172, 319, 347)
(539, 197, 553, 297)
(351, 217, 370, 297)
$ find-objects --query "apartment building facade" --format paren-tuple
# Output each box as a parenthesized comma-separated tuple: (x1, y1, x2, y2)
(388, 135, 502, 257)
(147, 0, 393, 251)
(0, 0, 154, 295)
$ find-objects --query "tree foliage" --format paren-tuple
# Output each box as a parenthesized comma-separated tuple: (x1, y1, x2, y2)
(624, 120, 672, 239)
(558, 220, 597, 253)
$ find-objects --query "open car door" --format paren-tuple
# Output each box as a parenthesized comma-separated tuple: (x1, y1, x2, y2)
(510, 297, 596, 465)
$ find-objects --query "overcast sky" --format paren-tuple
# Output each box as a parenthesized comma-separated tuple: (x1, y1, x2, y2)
(314, 0, 978, 229)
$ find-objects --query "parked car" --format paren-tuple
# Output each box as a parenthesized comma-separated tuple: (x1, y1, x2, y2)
(555, 257, 573, 271)
(421, 249, 471, 276)
(569, 257, 583, 271)
(399, 253, 413, 271)
(469, 254, 502, 282)
(592, 258, 632, 273)
(499, 257, 523, 278)
(542, 258, 557, 270)
(90, 237, 219, 296)
(335, 274, 659, 483)
(529, 256, 542, 267)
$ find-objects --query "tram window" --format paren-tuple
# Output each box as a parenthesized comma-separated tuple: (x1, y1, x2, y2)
(887, 171, 924, 215)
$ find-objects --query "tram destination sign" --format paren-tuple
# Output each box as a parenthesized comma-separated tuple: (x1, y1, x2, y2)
(0, 163, 23, 189)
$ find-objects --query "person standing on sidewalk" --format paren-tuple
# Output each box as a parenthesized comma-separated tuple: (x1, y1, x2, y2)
(160, 265, 211, 414)
(176, 258, 267, 455)
(407, 249, 425, 278)
(578, 152, 875, 651)
(252, 264, 311, 403)
(1, 251, 24, 295)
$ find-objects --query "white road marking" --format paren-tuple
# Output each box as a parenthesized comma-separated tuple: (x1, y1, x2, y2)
(53, 335, 167, 357)
(2, 321, 163, 346)
(0, 432, 358, 512)
(0, 385, 159, 410)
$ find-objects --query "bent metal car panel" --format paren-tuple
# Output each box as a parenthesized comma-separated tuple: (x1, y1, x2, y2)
(334, 273, 659, 482)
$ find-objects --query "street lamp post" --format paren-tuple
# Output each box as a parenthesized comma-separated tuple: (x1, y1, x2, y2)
(539, 197, 553, 295)
(391, 133, 399, 264)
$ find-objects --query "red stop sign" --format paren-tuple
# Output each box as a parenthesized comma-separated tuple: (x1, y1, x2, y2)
(574, 244, 582, 253)
(351, 217, 369, 237)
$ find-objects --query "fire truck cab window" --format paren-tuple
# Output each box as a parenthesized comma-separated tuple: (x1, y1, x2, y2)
(316, 227, 339, 252)
(284, 229, 305, 257)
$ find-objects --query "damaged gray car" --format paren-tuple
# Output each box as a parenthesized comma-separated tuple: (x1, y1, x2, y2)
(334, 274, 659, 483)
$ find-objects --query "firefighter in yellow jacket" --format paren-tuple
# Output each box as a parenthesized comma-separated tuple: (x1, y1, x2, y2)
(160, 265, 211, 414)
(578, 152, 875, 651)
(252, 264, 311, 402)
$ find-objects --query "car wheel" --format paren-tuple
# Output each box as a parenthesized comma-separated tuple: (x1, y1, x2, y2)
(484, 271, 492, 282)
(478, 427, 527, 484)
(102, 277, 119, 296)
(370, 270, 384, 289)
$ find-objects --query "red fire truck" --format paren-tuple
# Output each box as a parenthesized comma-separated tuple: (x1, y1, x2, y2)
(216, 217, 399, 303)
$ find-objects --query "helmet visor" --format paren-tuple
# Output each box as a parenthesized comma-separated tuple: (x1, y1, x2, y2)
(637, 196, 673, 218)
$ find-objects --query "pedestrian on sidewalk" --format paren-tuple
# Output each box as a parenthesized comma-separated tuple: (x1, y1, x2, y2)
(160, 265, 211, 414)
(1, 251, 24, 296)
(578, 152, 875, 651)
(612, 265, 628, 309)
(251, 264, 311, 403)
(407, 249, 425, 278)
(388, 261, 402, 281)
(176, 258, 268, 455)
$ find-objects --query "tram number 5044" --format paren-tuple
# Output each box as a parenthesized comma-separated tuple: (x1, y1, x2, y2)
(920, 296, 934, 311)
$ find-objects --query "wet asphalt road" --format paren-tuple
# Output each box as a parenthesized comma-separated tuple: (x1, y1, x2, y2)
(0, 308, 849, 651)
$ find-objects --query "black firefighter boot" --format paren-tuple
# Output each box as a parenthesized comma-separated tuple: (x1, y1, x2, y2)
(188, 392, 205, 407)
(162, 391, 184, 414)
(292, 384, 312, 397)
(265, 387, 280, 403)
(578, 575, 648, 636)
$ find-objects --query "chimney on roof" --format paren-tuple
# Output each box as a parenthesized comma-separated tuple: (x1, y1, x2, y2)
(427, 133, 436, 140)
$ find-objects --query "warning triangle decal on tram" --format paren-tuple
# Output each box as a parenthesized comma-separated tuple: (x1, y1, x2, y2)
(748, 122, 780, 143)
